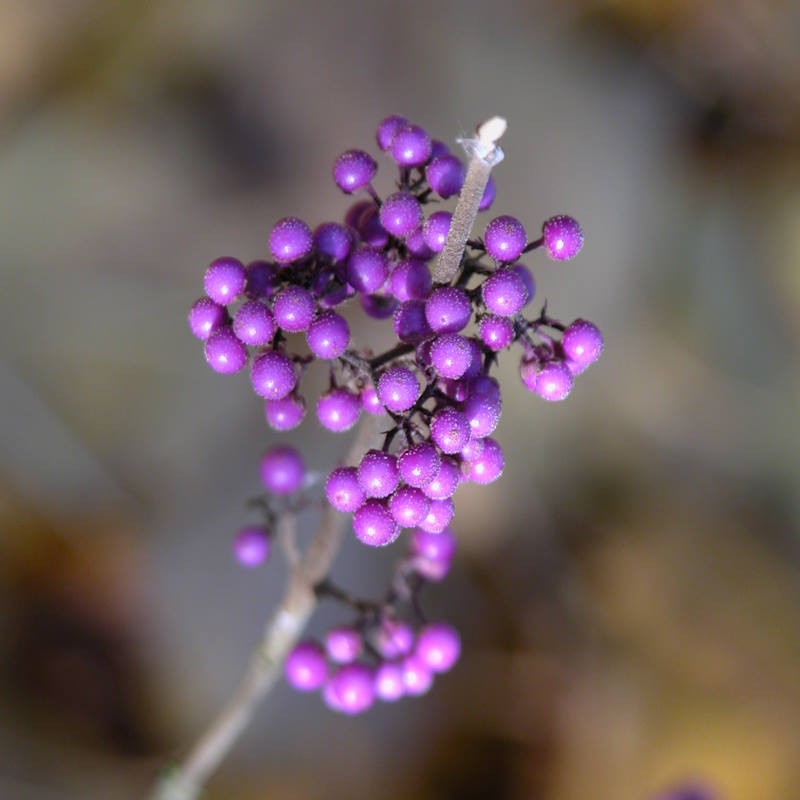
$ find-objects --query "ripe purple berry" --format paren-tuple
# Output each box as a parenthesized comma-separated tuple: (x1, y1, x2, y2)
(357, 450, 400, 498)
(419, 497, 454, 533)
(260, 444, 305, 494)
(269, 217, 313, 264)
(542, 215, 584, 261)
(484, 215, 527, 263)
(313, 222, 353, 262)
(430, 407, 471, 454)
(375, 619, 415, 659)
(325, 466, 365, 513)
(393, 300, 433, 344)
(325, 627, 363, 664)
(374, 662, 405, 702)
(425, 287, 472, 334)
(285, 641, 327, 692)
(409, 526, 455, 581)
(204, 257, 247, 305)
(390, 123, 432, 167)
(353, 499, 400, 546)
(273, 285, 316, 333)
(379, 192, 422, 238)
(400, 654, 433, 696)
(389, 485, 431, 528)
(422, 210, 452, 253)
(204, 326, 248, 374)
(478, 175, 496, 211)
(561, 319, 603, 373)
(479, 314, 515, 351)
(233, 300, 276, 346)
(463, 437, 504, 484)
(233, 526, 270, 568)
(306, 310, 350, 359)
(481, 268, 529, 316)
(376, 114, 408, 151)
(316, 387, 361, 432)
(347, 246, 389, 294)
(377, 366, 420, 413)
(325, 663, 376, 714)
(422, 457, 461, 500)
(398, 442, 441, 489)
(525, 360, 573, 401)
(332, 149, 377, 193)
(188, 297, 227, 340)
(264, 394, 305, 431)
(245, 260, 278, 299)
(250, 350, 296, 400)
(430, 333, 474, 379)
(425, 154, 465, 199)
(389, 259, 432, 302)
(415, 622, 461, 673)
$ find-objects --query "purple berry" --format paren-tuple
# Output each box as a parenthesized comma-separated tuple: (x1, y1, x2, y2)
(398, 442, 441, 489)
(510, 263, 536, 305)
(313, 222, 353, 262)
(419, 497, 454, 534)
(250, 350, 296, 400)
(390, 123, 432, 167)
(273, 285, 315, 333)
(542, 215, 584, 260)
(359, 293, 398, 320)
(285, 641, 327, 692)
(425, 154, 465, 199)
(306, 310, 350, 359)
(233, 526, 270, 568)
(357, 450, 400, 498)
(404, 226, 435, 260)
(376, 114, 408, 151)
(325, 663, 376, 715)
(379, 192, 422, 238)
(344, 199, 374, 230)
(316, 387, 361, 432)
(479, 314, 515, 351)
(561, 319, 603, 372)
(264, 394, 305, 431)
(430, 333, 474, 379)
(415, 622, 461, 673)
(203, 257, 246, 305)
(389, 485, 431, 528)
(188, 297, 227, 340)
(347, 246, 389, 294)
(377, 366, 420, 413)
(325, 466, 365, 512)
(410, 527, 456, 565)
(374, 661, 405, 702)
(400, 654, 434, 696)
(484, 215, 527, 263)
(375, 619, 415, 659)
(430, 407, 471, 455)
(482, 268, 529, 316)
(355, 205, 390, 249)
(204, 326, 248, 374)
(425, 287, 472, 334)
(260, 444, 305, 494)
(333, 149, 377, 193)
(233, 300, 276, 346)
(360, 383, 384, 416)
(464, 437, 504, 484)
(462, 389, 502, 438)
(353, 499, 400, 546)
(393, 300, 433, 344)
(245, 260, 278, 299)
(325, 627, 363, 664)
(269, 217, 313, 264)
(478, 175, 496, 211)
(389, 259, 432, 302)
(422, 457, 461, 500)
(422, 210, 452, 253)
(527, 360, 573, 401)
(460, 437, 485, 462)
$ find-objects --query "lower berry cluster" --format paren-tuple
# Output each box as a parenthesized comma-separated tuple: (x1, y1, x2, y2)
(189, 114, 602, 713)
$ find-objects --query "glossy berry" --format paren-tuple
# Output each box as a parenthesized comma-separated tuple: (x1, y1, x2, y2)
(376, 114, 408, 151)
(355, 205, 390, 249)
(422, 457, 461, 500)
(353, 499, 400, 546)
(561, 318, 603, 372)
(375, 619, 415, 659)
(484, 215, 527, 263)
(357, 450, 399, 498)
(360, 383, 384, 416)
(400, 654, 434, 696)
(393, 300, 433, 344)
(233, 300, 276, 346)
(316, 387, 361, 432)
(419, 497, 454, 533)
(422, 210, 452, 253)
(377, 366, 420, 413)
(285, 641, 327, 692)
(404, 226, 435, 260)
(325, 663, 376, 715)
(204, 327, 248, 374)
(425, 154, 465, 198)
(482, 269, 529, 316)
(542, 215, 584, 260)
(430, 407, 471, 454)
(264, 394, 305, 431)
(398, 442, 441, 488)
(527, 360, 573, 401)
(430, 333, 474, 379)
(273, 285, 316, 333)
(260, 445, 305, 494)
(269, 217, 313, 264)
(306, 310, 350, 359)
(325, 466, 365, 513)
(204, 257, 246, 305)
(233, 526, 270, 567)
(510, 263, 536, 305)
(462, 389, 502, 438)
(333, 149, 377, 193)
(325, 627, 363, 664)
(390, 124, 432, 167)
(464, 437, 504, 484)
(250, 350, 296, 400)
(415, 623, 461, 673)
(379, 192, 422, 238)
(313, 222, 353, 262)
(245, 260, 278, 299)
(389, 485, 431, 528)
(347, 246, 389, 294)
(389, 259, 432, 302)
(374, 662, 405, 702)
(479, 314, 515, 351)
(410, 527, 456, 565)
(188, 297, 227, 340)
(425, 287, 472, 334)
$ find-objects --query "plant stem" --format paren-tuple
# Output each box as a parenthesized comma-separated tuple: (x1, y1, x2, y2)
(151, 416, 378, 800)
(431, 116, 507, 285)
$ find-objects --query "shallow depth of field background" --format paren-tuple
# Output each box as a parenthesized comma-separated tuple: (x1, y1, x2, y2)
(1, 1, 799, 798)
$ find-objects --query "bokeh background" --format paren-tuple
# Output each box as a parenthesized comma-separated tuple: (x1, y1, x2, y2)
(1, 1, 799, 798)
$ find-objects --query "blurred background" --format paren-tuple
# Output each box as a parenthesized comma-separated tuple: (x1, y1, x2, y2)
(1, 1, 799, 798)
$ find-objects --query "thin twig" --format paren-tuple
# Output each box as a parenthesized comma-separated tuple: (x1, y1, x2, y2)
(152, 416, 379, 800)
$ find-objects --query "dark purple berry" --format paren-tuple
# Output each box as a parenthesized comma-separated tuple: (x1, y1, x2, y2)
(422, 210, 452, 253)
(389, 259, 432, 302)
(344, 199, 374, 230)
(233, 526, 270, 568)
(390, 124, 432, 167)
(478, 175, 496, 211)
(422, 457, 461, 500)
(260, 444, 305, 494)
(542, 215, 584, 260)
(269, 217, 313, 264)
(510, 263, 536, 305)
(250, 350, 296, 400)
(188, 297, 227, 340)
(273, 285, 315, 333)
(325, 627, 363, 664)
(204, 326, 248, 374)
(306, 310, 350, 359)
(525, 360, 573, 401)
(425, 154, 465, 198)
(463, 437, 504, 484)
(355, 204, 390, 248)
(389, 485, 431, 528)
(419, 497, 454, 533)
(245, 260, 278, 299)
(360, 383, 384, 416)
(430, 333, 474, 379)
(325, 663, 376, 714)
(347, 246, 389, 294)
(313, 222, 353, 262)
(374, 662, 405, 702)
(400, 654, 433, 696)
(393, 300, 433, 344)
(204, 257, 246, 305)
(359, 292, 398, 320)
(561, 319, 603, 372)
(404, 226, 435, 260)
(375, 619, 415, 659)
(333, 149, 377, 193)
(462, 388, 501, 438)
(379, 192, 422, 238)
(353, 499, 400, 546)
(484, 215, 527, 263)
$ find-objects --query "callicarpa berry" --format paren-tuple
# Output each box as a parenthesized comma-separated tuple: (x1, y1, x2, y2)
(393, 300, 433, 344)
(188, 297, 227, 341)
(353, 499, 400, 546)
(233, 526, 270, 568)
(250, 350, 296, 400)
(347, 245, 389, 294)
(233, 300, 276, 346)
(400, 654, 434, 696)
(269, 217, 313, 264)
(415, 622, 461, 673)
(404, 226, 435, 260)
(379, 192, 422, 238)
(528, 360, 574, 402)
(204, 327, 248, 374)
(389, 259, 432, 302)
(482, 268, 529, 316)
(390, 123, 432, 167)
(264, 394, 305, 431)
(422, 210, 452, 253)
(425, 286, 472, 334)
(313, 222, 353, 262)
(360, 383, 384, 416)
(260, 445, 305, 495)
(479, 314, 515, 351)
(398, 441, 441, 488)
(377, 366, 420, 413)
(542, 214, 584, 261)
(561, 318, 603, 373)
(389, 485, 431, 528)
(374, 662, 405, 702)
(285, 641, 328, 692)
(325, 663, 376, 714)
(360, 293, 398, 320)
(316, 388, 361, 432)
(357, 450, 400, 498)
(478, 174, 496, 211)
(422, 457, 461, 500)
(375, 114, 408, 151)
(204, 257, 247, 305)
(484, 215, 526, 263)
(430, 407, 471, 454)
(325, 466, 365, 513)
(306, 310, 350, 359)
(418, 497, 455, 533)
(375, 619, 415, 659)
(464, 437, 504, 484)
(245, 260, 278, 299)
(273, 285, 316, 333)
(430, 333, 474, 379)
(425, 154, 465, 199)
(325, 627, 363, 664)
(355, 205, 390, 249)
(332, 149, 377, 194)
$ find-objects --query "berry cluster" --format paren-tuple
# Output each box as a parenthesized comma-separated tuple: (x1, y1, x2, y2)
(188, 115, 602, 713)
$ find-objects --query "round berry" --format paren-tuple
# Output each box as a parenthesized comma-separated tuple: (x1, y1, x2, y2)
(377, 366, 420, 413)
(306, 310, 350, 359)
(333, 149, 377, 193)
(410, 527, 456, 565)
(374, 661, 405, 702)
(422, 457, 461, 500)
(360, 293, 398, 320)
(484, 215, 527, 263)
(400, 654, 434, 696)
(379, 192, 422, 238)
(462, 389, 501, 438)
(250, 350, 296, 400)
(422, 210, 452, 253)
(204, 326, 248, 374)
(389, 259, 432, 302)
(357, 450, 400, 498)
(415, 623, 461, 673)
(313, 222, 353, 262)
(464, 437, 504, 484)
(347, 246, 389, 294)
(530, 360, 573, 401)
(325, 627, 363, 664)
(204, 257, 246, 305)
(376, 114, 408, 151)
(260, 445, 305, 494)
(393, 300, 433, 344)
(269, 217, 313, 264)
(404, 226, 435, 260)
(430, 407, 471, 454)
(325, 663, 376, 715)
(375, 619, 415, 659)
(389, 485, 431, 528)
(353, 499, 400, 546)
(188, 297, 227, 341)
(264, 394, 305, 431)
(419, 497, 454, 534)
(510, 263, 536, 305)
(355, 204, 390, 248)
(390, 123, 432, 167)
(479, 314, 515, 351)
(430, 333, 474, 379)
(285, 641, 327, 692)
(233, 526, 270, 568)
(233, 300, 276, 346)
(360, 383, 384, 416)
(245, 260, 278, 299)
(273, 285, 315, 333)
(482, 269, 529, 316)
(398, 442, 441, 489)
(316, 387, 361, 432)
(344, 199, 374, 230)
(425, 287, 472, 334)
(542, 215, 584, 260)
(561, 319, 603, 372)
(325, 466, 365, 513)
(425, 154, 465, 199)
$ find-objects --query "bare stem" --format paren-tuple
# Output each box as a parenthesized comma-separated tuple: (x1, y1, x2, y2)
(151, 417, 379, 800)
(431, 116, 507, 285)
